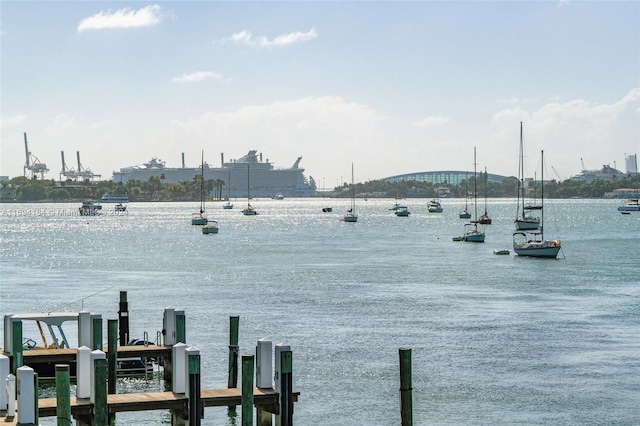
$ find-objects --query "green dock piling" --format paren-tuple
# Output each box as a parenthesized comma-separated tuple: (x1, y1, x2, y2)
(11, 320, 22, 374)
(187, 350, 202, 426)
(94, 357, 108, 426)
(241, 355, 255, 426)
(92, 317, 103, 351)
(279, 350, 293, 426)
(56, 365, 71, 426)
(399, 347, 413, 426)
(107, 319, 118, 394)
(118, 291, 129, 346)
(176, 311, 186, 344)
(227, 316, 240, 413)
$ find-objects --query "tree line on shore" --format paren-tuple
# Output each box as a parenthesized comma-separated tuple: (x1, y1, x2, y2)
(1, 172, 638, 202)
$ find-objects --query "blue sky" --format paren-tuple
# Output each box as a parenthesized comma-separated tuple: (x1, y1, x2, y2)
(1, 1, 639, 188)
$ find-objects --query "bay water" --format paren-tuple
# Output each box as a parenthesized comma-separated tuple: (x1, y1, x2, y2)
(1, 198, 638, 425)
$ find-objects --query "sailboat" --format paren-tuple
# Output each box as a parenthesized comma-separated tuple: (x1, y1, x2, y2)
(513, 150, 561, 258)
(191, 151, 208, 225)
(515, 122, 541, 231)
(223, 171, 233, 209)
(342, 163, 358, 222)
(462, 147, 485, 242)
(476, 166, 492, 224)
(242, 163, 258, 215)
(459, 170, 471, 219)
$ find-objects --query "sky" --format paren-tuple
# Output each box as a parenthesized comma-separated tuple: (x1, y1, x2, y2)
(1, 1, 639, 189)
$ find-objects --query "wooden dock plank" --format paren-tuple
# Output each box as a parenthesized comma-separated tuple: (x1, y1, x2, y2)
(2, 345, 173, 364)
(2, 387, 299, 421)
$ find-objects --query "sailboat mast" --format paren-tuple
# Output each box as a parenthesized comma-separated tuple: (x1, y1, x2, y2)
(351, 163, 355, 213)
(200, 150, 204, 214)
(473, 147, 478, 223)
(541, 150, 544, 239)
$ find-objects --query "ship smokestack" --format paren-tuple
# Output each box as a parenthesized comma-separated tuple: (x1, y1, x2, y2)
(260, 152, 263, 162)
(181, 153, 185, 168)
(221, 153, 224, 166)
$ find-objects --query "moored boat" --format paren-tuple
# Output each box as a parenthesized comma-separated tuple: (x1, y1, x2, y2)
(101, 193, 129, 203)
(428, 199, 443, 213)
(202, 221, 219, 234)
(79, 201, 101, 216)
(342, 163, 358, 222)
(513, 143, 561, 259)
(617, 198, 639, 212)
(395, 206, 410, 217)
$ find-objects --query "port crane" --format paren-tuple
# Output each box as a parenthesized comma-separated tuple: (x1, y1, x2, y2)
(60, 151, 78, 181)
(75, 151, 101, 181)
(23, 133, 49, 179)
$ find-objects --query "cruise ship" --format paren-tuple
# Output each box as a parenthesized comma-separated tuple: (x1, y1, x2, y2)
(112, 150, 317, 197)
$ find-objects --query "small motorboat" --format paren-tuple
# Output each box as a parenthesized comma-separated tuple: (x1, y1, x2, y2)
(322, 207, 333, 212)
(494, 249, 510, 255)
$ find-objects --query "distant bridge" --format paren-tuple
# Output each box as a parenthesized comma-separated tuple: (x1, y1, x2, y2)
(382, 170, 508, 186)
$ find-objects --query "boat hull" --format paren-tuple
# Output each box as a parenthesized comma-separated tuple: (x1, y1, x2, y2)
(343, 214, 358, 222)
(463, 232, 485, 243)
(515, 218, 540, 230)
(191, 216, 207, 225)
(202, 224, 219, 234)
(513, 240, 561, 258)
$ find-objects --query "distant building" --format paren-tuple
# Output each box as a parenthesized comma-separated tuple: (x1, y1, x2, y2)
(625, 154, 638, 175)
(382, 171, 507, 186)
(604, 188, 640, 198)
(569, 164, 624, 182)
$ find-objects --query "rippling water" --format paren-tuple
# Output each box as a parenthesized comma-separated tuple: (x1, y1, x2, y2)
(1, 199, 638, 425)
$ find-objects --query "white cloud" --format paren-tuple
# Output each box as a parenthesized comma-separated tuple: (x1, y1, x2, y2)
(413, 116, 450, 128)
(171, 71, 225, 84)
(224, 28, 318, 48)
(46, 114, 76, 134)
(0, 115, 28, 129)
(77, 5, 163, 32)
(488, 88, 640, 179)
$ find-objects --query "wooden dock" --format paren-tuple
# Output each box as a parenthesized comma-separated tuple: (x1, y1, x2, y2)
(1, 387, 299, 424)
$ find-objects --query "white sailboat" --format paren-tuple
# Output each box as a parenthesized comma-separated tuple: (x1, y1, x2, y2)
(515, 122, 541, 231)
(513, 149, 561, 258)
(343, 163, 358, 222)
(462, 147, 485, 243)
(223, 171, 233, 209)
(242, 163, 258, 215)
(191, 151, 208, 225)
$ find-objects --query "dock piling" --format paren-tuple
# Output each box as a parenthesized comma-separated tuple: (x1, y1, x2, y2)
(118, 291, 129, 346)
(91, 350, 108, 426)
(399, 347, 413, 426)
(275, 345, 293, 426)
(76, 346, 91, 398)
(227, 316, 240, 413)
(0, 355, 9, 410)
(11, 320, 22, 374)
(55, 365, 71, 426)
(241, 355, 255, 426)
(5, 374, 15, 418)
(92, 317, 103, 351)
(186, 347, 202, 426)
(107, 319, 118, 395)
(256, 339, 273, 425)
(176, 311, 186, 344)
(16, 366, 36, 424)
